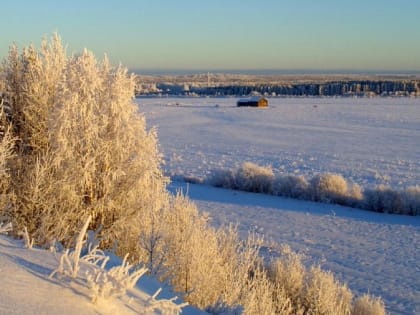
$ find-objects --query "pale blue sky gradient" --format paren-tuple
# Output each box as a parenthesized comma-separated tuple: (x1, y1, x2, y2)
(1, 0, 420, 72)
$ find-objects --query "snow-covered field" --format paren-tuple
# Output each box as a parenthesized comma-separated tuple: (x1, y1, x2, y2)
(139, 97, 420, 188)
(139, 97, 420, 315)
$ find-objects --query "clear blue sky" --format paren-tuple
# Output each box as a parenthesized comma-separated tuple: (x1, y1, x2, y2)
(1, 0, 420, 73)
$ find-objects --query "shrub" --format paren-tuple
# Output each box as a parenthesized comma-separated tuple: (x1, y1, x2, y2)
(304, 266, 353, 315)
(363, 185, 404, 214)
(160, 193, 225, 309)
(0, 110, 14, 215)
(235, 162, 274, 193)
(309, 173, 349, 204)
(208, 162, 274, 194)
(208, 168, 237, 189)
(268, 245, 305, 310)
(402, 186, 420, 216)
(273, 174, 309, 199)
(353, 294, 386, 315)
(207, 163, 419, 216)
(348, 183, 364, 206)
(1, 35, 167, 253)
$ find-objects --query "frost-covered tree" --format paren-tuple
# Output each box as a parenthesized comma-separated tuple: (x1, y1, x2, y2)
(0, 35, 167, 254)
(0, 109, 14, 212)
(0, 34, 66, 234)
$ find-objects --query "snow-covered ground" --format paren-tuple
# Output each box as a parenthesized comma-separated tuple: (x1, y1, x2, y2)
(139, 97, 420, 188)
(0, 234, 205, 315)
(1, 97, 417, 315)
(169, 181, 420, 315)
(139, 97, 420, 314)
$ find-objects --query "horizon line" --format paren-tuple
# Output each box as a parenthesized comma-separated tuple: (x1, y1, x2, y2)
(131, 68, 420, 76)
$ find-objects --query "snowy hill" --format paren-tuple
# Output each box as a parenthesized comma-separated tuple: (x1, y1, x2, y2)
(0, 234, 205, 315)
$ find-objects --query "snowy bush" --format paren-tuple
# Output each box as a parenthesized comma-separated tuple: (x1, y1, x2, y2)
(268, 245, 305, 312)
(363, 185, 420, 215)
(363, 185, 404, 214)
(304, 266, 353, 315)
(273, 174, 309, 199)
(208, 168, 237, 189)
(85, 253, 148, 303)
(160, 193, 226, 309)
(348, 183, 364, 206)
(235, 162, 274, 193)
(403, 186, 420, 216)
(353, 294, 386, 315)
(145, 288, 188, 315)
(208, 162, 420, 216)
(309, 173, 350, 204)
(50, 215, 92, 279)
(0, 34, 168, 252)
(268, 245, 360, 315)
(21, 226, 34, 249)
(209, 162, 274, 193)
(0, 109, 14, 216)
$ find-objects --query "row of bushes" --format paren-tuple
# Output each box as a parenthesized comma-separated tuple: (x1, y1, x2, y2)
(0, 35, 386, 314)
(150, 193, 386, 315)
(208, 162, 420, 216)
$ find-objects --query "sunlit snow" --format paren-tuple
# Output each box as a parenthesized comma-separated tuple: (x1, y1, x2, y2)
(140, 97, 420, 315)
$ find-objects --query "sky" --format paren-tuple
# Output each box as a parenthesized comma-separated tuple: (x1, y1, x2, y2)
(1, 0, 420, 73)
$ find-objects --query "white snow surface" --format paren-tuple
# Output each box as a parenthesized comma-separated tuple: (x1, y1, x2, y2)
(139, 97, 419, 188)
(0, 235, 205, 315)
(139, 97, 420, 315)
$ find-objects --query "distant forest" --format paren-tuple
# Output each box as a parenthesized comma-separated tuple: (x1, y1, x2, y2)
(135, 74, 420, 97)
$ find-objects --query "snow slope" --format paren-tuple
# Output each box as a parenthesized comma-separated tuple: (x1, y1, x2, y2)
(139, 97, 420, 314)
(0, 235, 205, 315)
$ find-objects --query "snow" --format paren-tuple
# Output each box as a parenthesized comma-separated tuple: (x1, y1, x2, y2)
(0, 235, 205, 315)
(139, 97, 420, 188)
(139, 97, 420, 315)
(1, 97, 418, 314)
(169, 181, 420, 315)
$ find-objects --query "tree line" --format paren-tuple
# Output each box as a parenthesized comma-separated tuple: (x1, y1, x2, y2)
(137, 80, 420, 97)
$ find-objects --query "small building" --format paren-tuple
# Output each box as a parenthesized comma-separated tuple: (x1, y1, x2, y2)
(237, 96, 268, 107)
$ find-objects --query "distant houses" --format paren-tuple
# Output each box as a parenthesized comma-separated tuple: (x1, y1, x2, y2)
(237, 96, 268, 107)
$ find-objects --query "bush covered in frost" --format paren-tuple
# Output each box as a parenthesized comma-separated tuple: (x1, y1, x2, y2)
(353, 294, 386, 315)
(0, 34, 167, 253)
(403, 186, 420, 216)
(309, 173, 350, 204)
(208, 162, 419, 216)
(210, 162, 274, 193)
(273, 174, 309, 199)
(364, 185, 420, 215)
